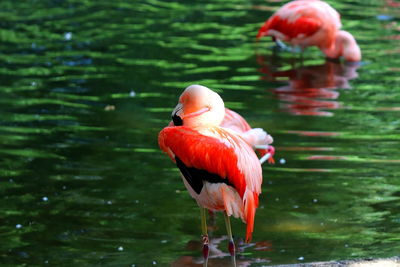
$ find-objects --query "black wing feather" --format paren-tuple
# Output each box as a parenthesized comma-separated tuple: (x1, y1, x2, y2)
(175, 156, 233, 195)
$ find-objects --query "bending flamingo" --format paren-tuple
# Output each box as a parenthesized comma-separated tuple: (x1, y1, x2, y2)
(256, 0, 361, 61)
(159, 85, 269, 266)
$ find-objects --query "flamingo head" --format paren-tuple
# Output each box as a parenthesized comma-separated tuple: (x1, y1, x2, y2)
(324, 30, 361, 62)
(171, 85, 225, 127)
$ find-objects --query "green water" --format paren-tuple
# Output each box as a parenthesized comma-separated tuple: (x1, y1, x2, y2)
(1, 0, 399, 266)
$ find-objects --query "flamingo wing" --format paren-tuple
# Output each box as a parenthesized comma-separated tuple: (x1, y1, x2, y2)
(159, 126, 262, 242)
(221, 108, 252, 133)
(158, 126, 248, 197)
(257, 14, 322, 40)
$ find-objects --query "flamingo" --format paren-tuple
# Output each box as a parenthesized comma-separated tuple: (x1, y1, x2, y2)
(256, 0, 361, 61)
(159, 85, 271, 266)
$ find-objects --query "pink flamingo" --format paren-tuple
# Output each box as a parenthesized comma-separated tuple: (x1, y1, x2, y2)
(159, 85, 273, 266)
(256, 0, 361, 61)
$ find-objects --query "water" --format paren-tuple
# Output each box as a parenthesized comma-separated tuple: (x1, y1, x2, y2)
(0, 0, 399, 266)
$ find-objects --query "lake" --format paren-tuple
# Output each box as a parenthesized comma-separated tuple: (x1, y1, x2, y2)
(0, 0, 399, 266)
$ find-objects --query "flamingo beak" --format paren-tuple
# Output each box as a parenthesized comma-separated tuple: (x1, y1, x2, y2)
(172, 104, 210, 126)
(172, 103, 184, 126)
(171, 105, 211, 126)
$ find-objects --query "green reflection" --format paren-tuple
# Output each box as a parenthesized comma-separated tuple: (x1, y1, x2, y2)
(0, 0, 399, 266)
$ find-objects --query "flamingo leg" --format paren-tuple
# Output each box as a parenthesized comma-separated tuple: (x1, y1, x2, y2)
(223, 212, 237, 267)
(273, 39, 289, 52)
(259, 153, 271, 165)
(254, 145, 268, 150)
(200, 207, 209, 267)
(291, 45, 303, 54)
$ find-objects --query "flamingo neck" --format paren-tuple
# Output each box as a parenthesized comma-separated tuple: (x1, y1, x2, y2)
(322, 30, 361, 62)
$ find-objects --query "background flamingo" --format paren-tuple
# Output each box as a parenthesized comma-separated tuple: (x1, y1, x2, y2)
(256, 0, 362, 61)
(159, 85, 272, 266)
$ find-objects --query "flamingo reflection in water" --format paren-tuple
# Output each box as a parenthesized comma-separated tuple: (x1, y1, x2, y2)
(257, 55, 360, 116)
(172, 236, 272, 267)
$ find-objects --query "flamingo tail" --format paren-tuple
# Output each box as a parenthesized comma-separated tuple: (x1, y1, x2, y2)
(244, 190, 259, 243)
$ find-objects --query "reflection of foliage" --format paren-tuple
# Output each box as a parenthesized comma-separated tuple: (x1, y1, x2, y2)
(0, 0, 400, 266)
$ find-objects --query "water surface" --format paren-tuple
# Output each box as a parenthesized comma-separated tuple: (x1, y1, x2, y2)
(1, 0, 400, 266)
